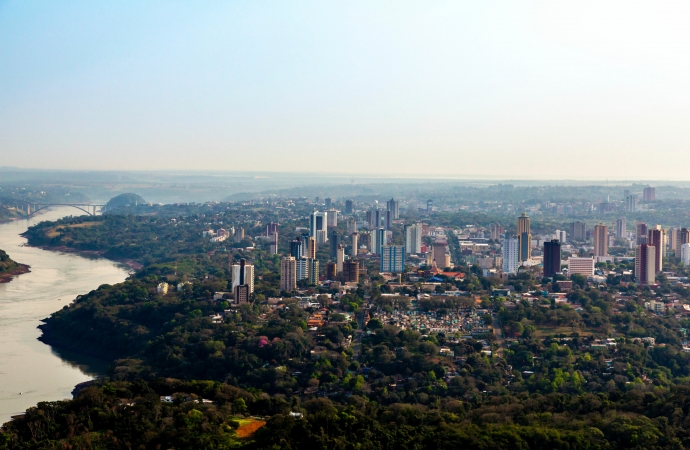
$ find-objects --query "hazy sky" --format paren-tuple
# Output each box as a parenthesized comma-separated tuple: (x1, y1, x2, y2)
(2, 1, 690, 179)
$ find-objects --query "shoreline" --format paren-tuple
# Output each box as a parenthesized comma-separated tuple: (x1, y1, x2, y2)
(31, 245, 143, 271)
(0, 264, 31, 284)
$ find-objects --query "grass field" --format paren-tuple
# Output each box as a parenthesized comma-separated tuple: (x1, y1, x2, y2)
(46, 222, 102, 238)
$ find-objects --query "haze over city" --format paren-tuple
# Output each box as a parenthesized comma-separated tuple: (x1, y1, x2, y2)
(3, 1, 690, 178)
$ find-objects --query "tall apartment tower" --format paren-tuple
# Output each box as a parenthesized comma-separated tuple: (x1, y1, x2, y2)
(375, 228, 386, 255)
(626, 195, 637, 213)
(615, 218, 626, 238)
(233, 259, 251, 304)
(517, 213, 531, 261)
(681, 243, 690, 266)
(569, 221, 586, 241)
(503, 236, 520, 274)
(380, 245, 405, 273)
(643, 187, 656, 202)
(678, 228, 690, 255)
(343, 260, 359, 283)
(636, 222, 648, 245)
(635, 245, 656, 285)
(336, 245, 345, 273)
(326, 210, 338, 227)
(385, 210, 392, 230)
(280, 256, 297, 291)
(490, 223, 505, 241)
(345, 200, 353, 214)
(647, 228, 664, 273)
(266, 222, 279, 236)
(593, 224, 609, 257)
(405, 223, 422, 254)
(307, 237, 316, 259)
(325, 197, 332, 209)
(310, 212, 328, 241)
(308, 259, 319, 285)
(350, 232, 359, 258)
(432, 243, 449, 268)
(386, 198, 399, 220)
(290, 239, 302, 259)
(231, 260, 255, 293)
(543, 239, 561, 278)
(329, 230, 341, 258)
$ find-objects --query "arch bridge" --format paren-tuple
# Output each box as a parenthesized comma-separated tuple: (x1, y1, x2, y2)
(27, 203, 105, 217)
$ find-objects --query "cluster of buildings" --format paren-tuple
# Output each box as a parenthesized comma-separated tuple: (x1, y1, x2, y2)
(369, 308, 490, 335)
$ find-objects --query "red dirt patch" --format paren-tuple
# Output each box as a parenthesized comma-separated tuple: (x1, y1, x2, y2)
(236, 420, 266, 438)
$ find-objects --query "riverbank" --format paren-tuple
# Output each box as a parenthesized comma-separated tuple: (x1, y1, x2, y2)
(31, 245, 143, 271)
(0, 264, 31, 283)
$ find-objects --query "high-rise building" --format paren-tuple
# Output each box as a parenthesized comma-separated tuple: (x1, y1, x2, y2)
(593, 224, 608, 257)
(432, 243, 449, 268)
(231, 260, 255, 293)
(234, 227, 245, 243)
(316, 230, 328, 245)
(366, 211, 374, 229)
(626, 195, 637, 213)
(635, 245, 656, 285)
(386, 198, 399, 220)
(310, 212, 327, 239)
(669, 228, 678, 255)
(490, 223, 505, 241)
(307, 237, 317, 259)
(368, 230, 377, 255)
(300, 233, 310, 258)
(350, 232, 359, 257)
(543, 239, 561, 278)
(615, 218, 626, 238)
(636, 222, 647, 245)
(266, 222, 279, 236)
(568, 257, 595, 277)
(375, 210, 382, 229)
(375, 228, 386, 255)
(517, 213, 531, 261)
(326, 262, 337, 280)
(269, 232, 278, 255)
(329, 230, 341, 258)
(405, 223, 422, 254)
(681, 243, 690, 266)
(643, 187, 656, 202)
(555, 229, 566, 243)
(385, 210, 392, 230)
(343, 260, 359, 283)
(380, 245, 405, 272)
(647, 228, 664, 273)
(233, 259, 251, 304)
(308, 259, 319, 285)
(280, 256, 297, 291)
(679, 228, 690, 255)
(502, 236, 519, 274)
(290, 239, 302, 259)
(345, 200, 353, 214)
(296, 258, 310, 281)
(325, 197, 332, 209)
(569, 221, 586, 241)
(326, 209, 338, 227)
(336, 245, 344, 273)
(624, 189, 631, 200)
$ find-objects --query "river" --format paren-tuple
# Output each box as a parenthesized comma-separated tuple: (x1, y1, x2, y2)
(0, 207, 129, 424)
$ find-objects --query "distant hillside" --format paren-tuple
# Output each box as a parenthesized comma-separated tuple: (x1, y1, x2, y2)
(105, 193, 146, 209)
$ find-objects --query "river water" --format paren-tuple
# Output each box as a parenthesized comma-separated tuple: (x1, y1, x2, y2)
(0, 207, 129, 423)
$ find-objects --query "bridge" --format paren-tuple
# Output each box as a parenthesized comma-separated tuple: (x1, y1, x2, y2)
(26, 203, 105, 217)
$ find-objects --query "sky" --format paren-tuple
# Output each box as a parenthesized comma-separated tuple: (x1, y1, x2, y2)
(2, 1, 690, 179)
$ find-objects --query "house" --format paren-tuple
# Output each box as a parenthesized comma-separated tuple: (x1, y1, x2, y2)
(157, 282, 169, 295)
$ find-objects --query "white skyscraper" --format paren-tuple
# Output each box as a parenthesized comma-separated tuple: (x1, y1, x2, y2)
(231, 262, 255, 293)
(405, 223, 422, 254)
(682, 243, 690, 266)
(502, 237, 520, 274)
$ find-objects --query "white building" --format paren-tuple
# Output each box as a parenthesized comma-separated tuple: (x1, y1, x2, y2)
(326, 209, 338, 227)
(682, 243, 690, 266)
(231, 263, 255, 293)
(502, 237, 519, 274)
(405, 223, 422, 254)
(567, 257, 595, 277)
(296, 258, 310, 281)
(157, 282, 169, 295)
